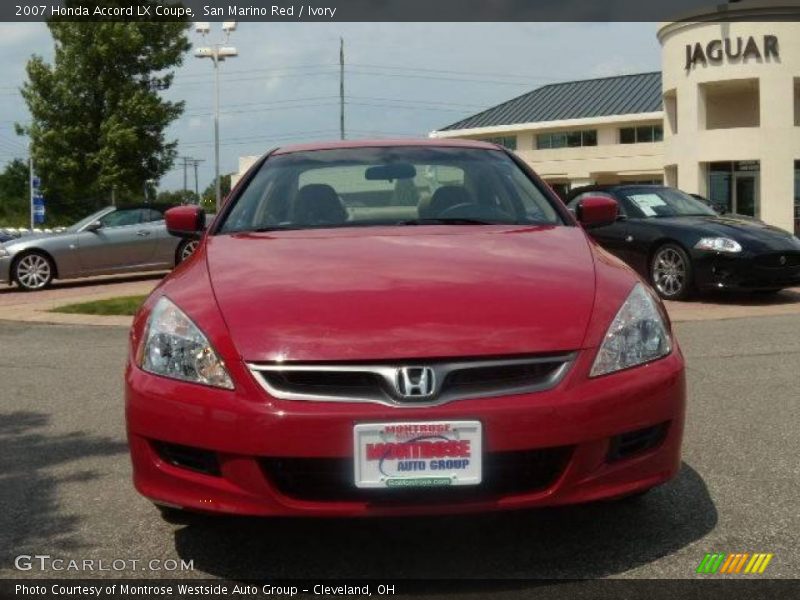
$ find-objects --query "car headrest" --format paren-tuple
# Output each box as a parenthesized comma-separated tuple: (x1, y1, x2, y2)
(295, 184, 348, 225)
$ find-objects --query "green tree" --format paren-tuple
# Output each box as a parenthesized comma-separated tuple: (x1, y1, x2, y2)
(0, 159, 30, 226)
(19, 2, 190, 221)
(201, 174, 232, 212)
(155, 189, 198, 205)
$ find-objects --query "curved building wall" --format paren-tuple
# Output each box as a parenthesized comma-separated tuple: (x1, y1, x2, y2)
(659, 3, 800, 231)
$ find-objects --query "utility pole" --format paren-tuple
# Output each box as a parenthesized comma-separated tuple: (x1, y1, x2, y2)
(195, 21, 238, 213)
(192, 159, 204, 203)
(180, 156, 193, 192)
(144, 179, 153, 203)
(339, 37, 345, 140)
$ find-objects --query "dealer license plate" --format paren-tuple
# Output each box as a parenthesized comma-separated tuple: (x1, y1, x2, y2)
(353, 421, 482, 488)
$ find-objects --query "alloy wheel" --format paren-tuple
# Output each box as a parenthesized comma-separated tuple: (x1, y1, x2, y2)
(652, 247, 686, 298)
(16, 254, 52, 290)
(180, 240, 199, 262)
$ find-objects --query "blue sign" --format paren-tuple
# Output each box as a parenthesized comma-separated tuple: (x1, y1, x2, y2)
(33, 195, 45, 224)
(31, 174, 45, 225)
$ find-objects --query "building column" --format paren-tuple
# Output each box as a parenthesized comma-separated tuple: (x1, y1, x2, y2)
(758, 75, 796, 231)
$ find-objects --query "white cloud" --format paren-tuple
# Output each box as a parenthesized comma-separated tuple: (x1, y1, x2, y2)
(0, 23, 48, 47)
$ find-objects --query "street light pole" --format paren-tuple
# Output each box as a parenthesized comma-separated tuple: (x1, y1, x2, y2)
(28, 146, 34, 231)
(214, 52, 220, 210)
(194, 21, 238, 214)
(339, 37, 345, 141)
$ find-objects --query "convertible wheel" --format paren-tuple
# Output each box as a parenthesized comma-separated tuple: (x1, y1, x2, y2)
(177, 240, 199, 264)
(650, 244, 693, 300)
(14, 252, 54, 291)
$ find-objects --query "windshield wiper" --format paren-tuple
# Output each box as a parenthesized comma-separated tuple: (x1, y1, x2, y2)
(246, 219, 504, 232)
(396, 218, 501, 226)
(251, 225, 303, 232)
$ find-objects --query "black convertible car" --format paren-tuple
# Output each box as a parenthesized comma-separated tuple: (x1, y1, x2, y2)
(567, 185, 800, 300)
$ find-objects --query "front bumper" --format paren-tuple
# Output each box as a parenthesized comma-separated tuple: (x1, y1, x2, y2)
(693, 250, 800, 291)
(125, 349, 686, 517)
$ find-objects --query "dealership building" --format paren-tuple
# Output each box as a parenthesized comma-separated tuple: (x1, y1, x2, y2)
(430, 2, 800, 234)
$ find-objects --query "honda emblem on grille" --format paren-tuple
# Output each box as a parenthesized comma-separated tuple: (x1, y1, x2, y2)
(779, 255, 787, 266)
(395, 366, 436, 398)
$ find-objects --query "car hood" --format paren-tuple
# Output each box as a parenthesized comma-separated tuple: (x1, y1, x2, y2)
(206, 225, 598, 362)
(657, 214, 800, 250)
(3, 231, 69, 248)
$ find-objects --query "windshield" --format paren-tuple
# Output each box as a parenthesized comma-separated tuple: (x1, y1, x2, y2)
(620, 187, 717, 218)
(66, 207, 114, 232)
(218, 146, 565, 234)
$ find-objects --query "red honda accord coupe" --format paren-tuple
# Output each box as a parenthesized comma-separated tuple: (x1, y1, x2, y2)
(125, 139, 685, 518)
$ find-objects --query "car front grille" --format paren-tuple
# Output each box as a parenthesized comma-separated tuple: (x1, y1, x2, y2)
(247, 353, 575, 407)
(260, 446, 573, 503)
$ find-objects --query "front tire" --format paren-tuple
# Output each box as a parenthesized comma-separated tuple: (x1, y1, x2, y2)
(14, 251, 55, 291)
(650, 243, 693, 300)
(176, 240, 199, 265)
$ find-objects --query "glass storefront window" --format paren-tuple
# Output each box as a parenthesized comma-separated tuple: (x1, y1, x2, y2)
(481, 136, 517, 150)
(709, 163, 732, 214)
(548, 182, 570, 200)
(536, 130, 597, 149)
(620, 124, 663, 144)
(708, 161, 760, 218)
(637, 126, 654, 143)
(620, 128, 636, 144)
(566, 131, 582, 147)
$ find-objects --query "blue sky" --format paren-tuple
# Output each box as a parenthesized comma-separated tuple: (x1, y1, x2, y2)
(0, 22, 661, 193)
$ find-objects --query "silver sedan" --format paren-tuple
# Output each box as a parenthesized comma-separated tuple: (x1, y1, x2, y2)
(0, 205, 198, 291)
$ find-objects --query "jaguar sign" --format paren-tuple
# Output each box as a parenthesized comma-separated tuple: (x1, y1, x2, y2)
(685, 35, 779, 70)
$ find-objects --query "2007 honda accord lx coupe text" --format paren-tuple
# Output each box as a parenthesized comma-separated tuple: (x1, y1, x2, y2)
(125, 139, 685, 519)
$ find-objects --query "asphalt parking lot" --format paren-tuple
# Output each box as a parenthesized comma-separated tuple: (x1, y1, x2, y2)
(0, 311, 798, 583)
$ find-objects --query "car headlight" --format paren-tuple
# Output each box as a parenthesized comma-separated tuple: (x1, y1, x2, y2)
(138, 296, 234, 390)
(590, 283, 672, 377)
(694, 237, 742, 253)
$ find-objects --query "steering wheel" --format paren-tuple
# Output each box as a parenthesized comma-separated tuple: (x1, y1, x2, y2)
(437, 202, 515, 222)
(436, 202, 480, 218)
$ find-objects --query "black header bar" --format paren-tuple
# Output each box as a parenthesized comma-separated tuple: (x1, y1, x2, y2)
(5, 0, 800, 23)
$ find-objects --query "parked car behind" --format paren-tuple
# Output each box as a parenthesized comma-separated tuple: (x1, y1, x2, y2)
(126, 139, 685, 520)
(567, 185, 800, 300)
(0, 204, 198, 291)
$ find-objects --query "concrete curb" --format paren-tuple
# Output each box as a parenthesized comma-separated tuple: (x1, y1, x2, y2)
(2, 275, 799, 327)
(0, 273, 162, 328)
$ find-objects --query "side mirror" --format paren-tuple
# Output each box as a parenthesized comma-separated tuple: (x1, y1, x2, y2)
(85, 220, 103, 232)
(576, 196, 619, 228)
(165, 205, 206, 239)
